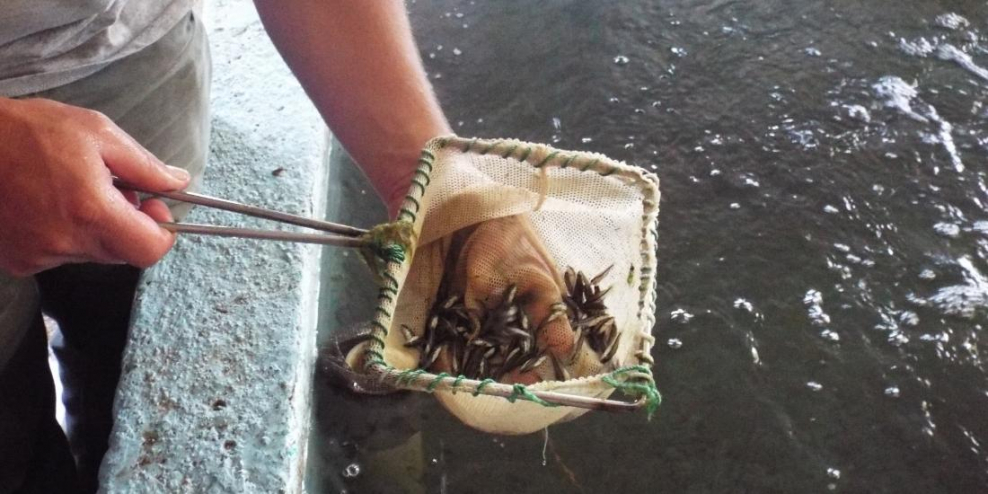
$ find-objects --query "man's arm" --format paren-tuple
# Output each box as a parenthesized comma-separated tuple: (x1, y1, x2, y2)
(253, 0, 451, 218)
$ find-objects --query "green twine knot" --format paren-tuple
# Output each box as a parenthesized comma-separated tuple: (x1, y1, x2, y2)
(358, 221, 416, 283)
(506, 384, 558, 407)
(602, 365, 662, 419)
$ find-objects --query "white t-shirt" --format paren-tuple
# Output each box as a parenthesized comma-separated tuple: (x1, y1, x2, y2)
(0, 0, 193, 97)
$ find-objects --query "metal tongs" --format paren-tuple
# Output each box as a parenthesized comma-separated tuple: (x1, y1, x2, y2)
(114, 178, 369, 247)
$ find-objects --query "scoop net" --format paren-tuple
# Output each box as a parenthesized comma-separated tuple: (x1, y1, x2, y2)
(350, 136, 660, 435)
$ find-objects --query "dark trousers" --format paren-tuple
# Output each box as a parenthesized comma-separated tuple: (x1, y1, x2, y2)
(0, 265, 140, 494)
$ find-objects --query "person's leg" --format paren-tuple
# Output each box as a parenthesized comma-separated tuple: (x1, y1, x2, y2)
(0, 274, 80, 494)
(27, 12, 212, 493)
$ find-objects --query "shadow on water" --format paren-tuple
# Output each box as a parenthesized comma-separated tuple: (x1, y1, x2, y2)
(310, 1, 988, 492)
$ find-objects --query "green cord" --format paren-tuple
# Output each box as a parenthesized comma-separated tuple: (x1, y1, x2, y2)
(472, 378, 495, 396)
(506, 384, 558, 407)
(427, 373, 450, 392)
(602, 365, 662, 419)
(451, 375, 466, 394)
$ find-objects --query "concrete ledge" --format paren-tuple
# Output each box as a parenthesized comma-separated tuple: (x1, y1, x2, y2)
(100, 1, 329, 492)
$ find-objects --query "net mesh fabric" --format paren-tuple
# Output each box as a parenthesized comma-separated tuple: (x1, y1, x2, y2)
(374, 136, 658, 434)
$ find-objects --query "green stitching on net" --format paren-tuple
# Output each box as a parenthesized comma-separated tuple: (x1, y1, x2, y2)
(581, 158, 599, 171)
(518, 147, 533, 163)
(472, 378, 496, 396)
(410, 179, 427, 194)
(370, 320, 389, 335)
(405, 195, 421, 212)
(465, 138, 478, 152)
(601, 165, 617, 176)
(479, 142, 497, 155)
(602, 365, 662, 418)
(535, 151, 559, 168)
(560, 154, 576, 169)
(501, 144, 518, 158)
(413, 169, 431, 185)
(377, 291, 394, 303)
(417, 158, 434, 173)
(373, 307, 392, 319)
(451, 375, 466, 393)
(398, 209, 416, 222)
(427, 372, 450, 392)
(420, 149, 436, 162)
(369, 334, 387, 349)
(506, 384, 558, 407)
(382, 272, 400, 290)
(396, 368, 426, 386)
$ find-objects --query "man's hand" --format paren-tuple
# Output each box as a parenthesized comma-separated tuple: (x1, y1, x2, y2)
(0, 97, 190, 276)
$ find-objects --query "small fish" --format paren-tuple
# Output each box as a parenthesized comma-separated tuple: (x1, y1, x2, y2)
(442, 295, 461, 309)
(470, 338, 494, 348)
(502, 326, 530, 340)
(569, 327, 585, 363)
(564, 267, 577, 294)
(600, 330, 620, 363)
(586, 285, 612, 304)
(591, 264, 614, 285)
(550, 353, 570, 381)
(401, 325, 421, 347)
(503, 284, 518, 305)
(520, 353, 547, 372)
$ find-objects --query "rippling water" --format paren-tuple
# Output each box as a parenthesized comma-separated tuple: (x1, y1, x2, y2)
(310, 1, 988, 492)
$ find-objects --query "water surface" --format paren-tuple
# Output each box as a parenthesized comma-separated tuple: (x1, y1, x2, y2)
(310, 1, 988, 492)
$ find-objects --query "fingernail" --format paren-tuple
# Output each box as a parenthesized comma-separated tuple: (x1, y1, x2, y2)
(166, 165, 190, 182)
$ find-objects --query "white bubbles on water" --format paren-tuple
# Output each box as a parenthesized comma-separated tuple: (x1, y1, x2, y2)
(820, 329, 840, 342)
(843, 104, 871, 123)
(873, 76, 926, 122)
(919, 269, 936, 280)
(667, 338, 683, 349)
(670, 308, 694, 323)
(670, 46, 687, 57)
(730, 202, 741, 210)
(884, 386, 901, 398)
(807, 381, 823, 391)
(452, 47, 462, 56)
(899, 311, 919, 327)
(908, 256, 988, 319)
(827, 467, 841, 480)
(342, 463, 361, 478)
(898, 37, 936, 57)
(804, 289, 832, 327)
(934, 13, 970, 30)
(933, 222, 961, 238)
(823, 205, 840, 214)
(734, 298, 754, 312)
(581, 137, 593, 144)
(804, 47, 822, 57)
(935, 44, 988, 82)
(613, 55, 630, 65)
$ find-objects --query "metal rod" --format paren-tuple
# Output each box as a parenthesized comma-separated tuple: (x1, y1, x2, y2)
(370, 363, 644, 412)
(160, 222, 367, 248)
(467, 383, 644, 412)
(114, 178, 368, 237)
